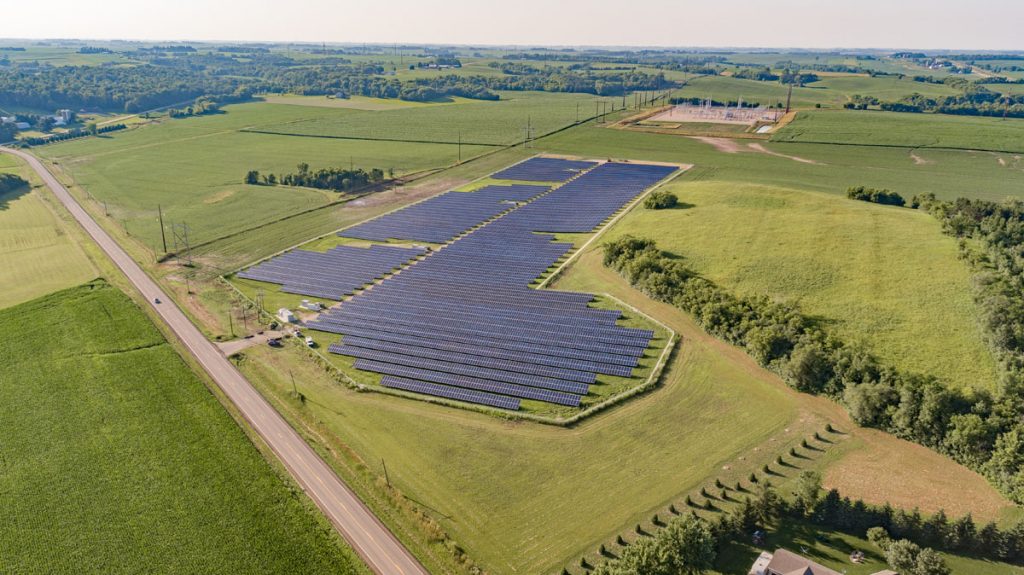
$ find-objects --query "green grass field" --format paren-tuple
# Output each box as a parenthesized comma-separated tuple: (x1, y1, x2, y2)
(0, 281, 367, 574)
(0, 154, 96, 309)
(251, 91, 600, 145)
(773, 109, 1024, 152)
(36, 101, 491, 250)
(600, 181, 999, 391)
(540, 121, 1024, 202)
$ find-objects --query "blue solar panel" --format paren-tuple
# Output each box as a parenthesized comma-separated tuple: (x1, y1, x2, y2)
(382, 376, 521, 410)
(340, 184, 549, 243)
(298, 159, 680, 407)
(492, 157, 599, 182)
(237, 244, 425, 300)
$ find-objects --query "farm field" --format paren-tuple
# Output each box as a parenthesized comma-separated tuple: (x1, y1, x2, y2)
(599, 180, 999, 391)
(773, 109, 1024, 152)
(0, 281, 367, 574)
(36, 101, 491, 251)
(0, 154, 96, 309)
(543, 120, 1024, 201)
(251, 91, 601, 145)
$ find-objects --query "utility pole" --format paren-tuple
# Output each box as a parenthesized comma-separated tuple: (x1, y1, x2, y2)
(381, 458, 391, 488)
(158, 204, 167, 253)
(289, 370, 298, 397)
(228, 309, 234, 338)
(785, 84, 793, 114)
(457, 131, 461, 163)
(575, 102, 579, 123)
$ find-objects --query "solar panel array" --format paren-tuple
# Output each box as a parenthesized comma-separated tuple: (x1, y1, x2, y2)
(236, 244, 425, 301)
(491, 157, 599, 182)
(306, 161, 679, 410)
(339, 184, 548, 243)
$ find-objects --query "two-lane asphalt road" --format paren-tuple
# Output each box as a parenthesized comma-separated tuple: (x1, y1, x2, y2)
(3, 147, 427, 575)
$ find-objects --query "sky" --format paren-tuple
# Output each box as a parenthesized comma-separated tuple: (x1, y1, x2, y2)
(3, 0, 1022, 51)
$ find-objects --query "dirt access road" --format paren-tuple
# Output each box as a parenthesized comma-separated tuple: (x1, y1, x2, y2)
(2, 146, 427, 575)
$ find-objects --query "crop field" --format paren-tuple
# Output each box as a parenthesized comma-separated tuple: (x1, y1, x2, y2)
(0, 154, 96, 309)
(773, 109, 1024, 152)
(250, 91, 601, 145)
(0, 281, 367, 574)
(599, 180, 999, 391)
(36, 101, 491, 250)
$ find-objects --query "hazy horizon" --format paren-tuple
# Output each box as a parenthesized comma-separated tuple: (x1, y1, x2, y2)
(4, 0, 1021, 52)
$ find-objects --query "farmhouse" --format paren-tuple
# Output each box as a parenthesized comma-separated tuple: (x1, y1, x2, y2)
(749, 548, 897, 575)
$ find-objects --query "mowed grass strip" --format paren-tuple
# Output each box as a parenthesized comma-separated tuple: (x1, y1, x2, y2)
(0, 281, 368, 575)
(600, 181, 999, 391)
(0, 156, 96, 309)
(773, 109, 1024, 153)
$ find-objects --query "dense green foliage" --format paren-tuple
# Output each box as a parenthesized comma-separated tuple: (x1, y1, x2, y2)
(643, 189, 678, 210)
(602, 235, 1024, 504)
(592, 514, 716, 575)
(246, 162, 386, 192)
(0, 281, 366, 574)
(846, 185, 906, 206)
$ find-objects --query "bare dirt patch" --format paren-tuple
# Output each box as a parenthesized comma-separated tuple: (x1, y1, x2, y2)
(747, 143, 824, 165)
(204, 189, 237, 204)
(691, 136, 745, 153)
(910, 150, 933, 165)
(347, 176, 463, 210)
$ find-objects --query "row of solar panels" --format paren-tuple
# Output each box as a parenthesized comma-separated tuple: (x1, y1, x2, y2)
(309, 160, 677, 410)
(236, 244, 425, 301)
(339, 184, 548, 243)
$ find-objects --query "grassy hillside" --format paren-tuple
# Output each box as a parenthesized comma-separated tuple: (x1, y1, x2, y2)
(0, 154, 96, 309)
(601, 181, 999, 390)
(773, 109, 1024, 152)
(0, 281, 367, 574)
(37, 101, 489, 250)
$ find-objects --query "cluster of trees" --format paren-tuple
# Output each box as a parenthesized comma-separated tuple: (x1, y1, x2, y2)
(643, 190, 678, 210)
(78, 46, 112, 54)
(869, 87, 1024, 118)
(868, 530, 950, 575)
(732, 66, 819, 86)
(168, 96, 220, 118)
(244, 163, 387, 192)
(21, 123, 125, 146)
(0, 173, 28, 193)
(602, 235, 1024, 504)
(846, 186, 906, 206)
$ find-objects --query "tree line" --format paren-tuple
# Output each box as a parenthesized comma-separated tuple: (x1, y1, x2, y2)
(602, 233, 1024, 505)
(21, 123, 126, 146)
(587, 472, 1024, 575)
(244, 163, 387, 192)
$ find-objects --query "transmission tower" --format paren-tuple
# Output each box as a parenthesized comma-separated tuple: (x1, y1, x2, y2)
(171, 222, 193, 267)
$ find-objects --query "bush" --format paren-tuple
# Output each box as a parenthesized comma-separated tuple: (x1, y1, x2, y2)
(643, 190, 678, 210)
(846, 185, 906, 207)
